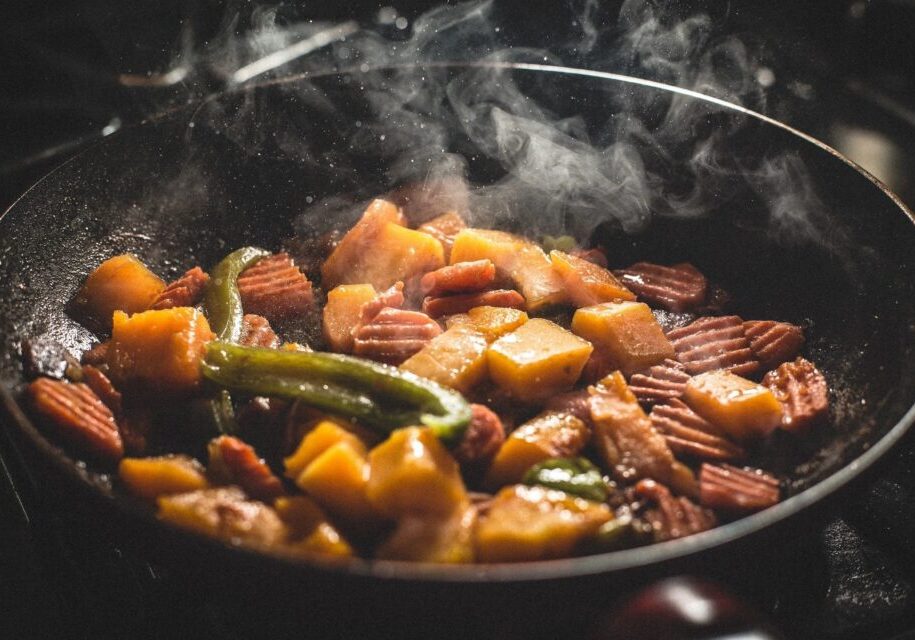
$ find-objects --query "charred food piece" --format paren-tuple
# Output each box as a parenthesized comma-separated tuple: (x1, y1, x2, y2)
(352, 307, 443, 365)
(150, 266, 209, 310)
(237, 252, 313, 320)
(420, 259, 496, 296)
(700, 463, 780, 512)
(239, 314, 280, 349)
(743, 320, 805, 371)
(29, 378, 123, 461)
(634, 479, 717, 542)
(208, 436, 285, 502)
(650, 399, 745, 463)
(667, 315, 760, 377)
(422, 289, 525, 319)
(21, 336, 82, 381)
(80, 341, 110, 366)
(762, 357, 829, 432)
(628, 359, 691, 407)
(615, 262, 708, 312)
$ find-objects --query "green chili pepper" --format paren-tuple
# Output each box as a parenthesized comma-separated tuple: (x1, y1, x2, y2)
(541, 234, 578, 253)
(200, 342, 472, 444)
(204, 246, 271, 342)
(578, 514, 653, 554)
(522, 457, 609, 502)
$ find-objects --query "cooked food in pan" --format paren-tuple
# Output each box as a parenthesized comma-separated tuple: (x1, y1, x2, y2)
(21, 196, 830, 563)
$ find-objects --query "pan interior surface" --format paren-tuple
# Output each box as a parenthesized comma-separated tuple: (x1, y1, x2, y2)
(0, 63, 913, 582)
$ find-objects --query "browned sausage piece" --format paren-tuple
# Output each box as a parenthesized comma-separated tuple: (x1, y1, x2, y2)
(352, 307, 442, 364)
(762, 357, 829, 431)
(650, 399, 745, 462)
(420, 260, 496, 296)
(208, 436, 285, 502)
(699, 463, 780, 512)
(422, 289, 525, 318)
(744, 320, 805, 371)
(238, 252, 313, 320)
(634, 479, 717, 542)
(239, 314, 280, 349)
(615, 262, 708, 312)
(150, 266, 210, 310)
(628, 359, 691, 407)
(667, 316, 760, 377)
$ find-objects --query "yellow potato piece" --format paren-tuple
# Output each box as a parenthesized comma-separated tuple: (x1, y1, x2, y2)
(683, 370, 784, 440)
(376, 506, 477, 563)
(474, 485, 613, 563)
(484, 411, 590, 490)
(75, 254, 165, 326)
(399, 324, 489, 393)
(571, 301, 674, 376)
(296, 442, 379, 524)
(274, 496, 354, 557)
(465, 305, 529, 342)
(107, 307, 215, 394)
(487, 318, 593, 401)
(119, 455, 209, 501)
(367, 427, 467, 518)
(449, 228, 566, 311)
(322, 284, 377, 352)
(549, 250, 635, 307)
(284, 419, 367, 480)
(321, 199, 406, 288)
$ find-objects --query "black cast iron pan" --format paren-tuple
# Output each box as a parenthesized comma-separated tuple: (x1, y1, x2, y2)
(1, 63, 914, 638)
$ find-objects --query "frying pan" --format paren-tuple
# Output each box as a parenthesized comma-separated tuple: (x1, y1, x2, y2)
(1, 62, 914, 639)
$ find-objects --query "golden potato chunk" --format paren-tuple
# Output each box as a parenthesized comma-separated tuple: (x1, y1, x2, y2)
(487, 318, 593, 401)
(399, 324, 489, 393)
(75, 254, 165, 326)
(321, 199, 406, 288)
(107, 307, 215, 394)
(283, 419, 367, 479)
(484, 411, 590, 489)
(119, 455, 209, 500)
(295, 441, 379, 525)
(474, 485, 613, 562)
(274, 496, 353, 557)
(322, 284, 377, 352)
(465, 305, 529, 342)
(550, 250, 635, 307)
(683, 370, 784, 440)
(449, 228, 566, 311)
(367, 427, 467, 518)
(376, 505, 477, 563)
(571, 301, 674, 376)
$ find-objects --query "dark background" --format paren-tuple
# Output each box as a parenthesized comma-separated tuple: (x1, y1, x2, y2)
(1, 1, 914, 638)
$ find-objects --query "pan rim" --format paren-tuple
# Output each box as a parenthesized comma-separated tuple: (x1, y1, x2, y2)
(1, 60, 913, 583)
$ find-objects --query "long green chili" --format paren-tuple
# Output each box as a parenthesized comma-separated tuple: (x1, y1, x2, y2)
(522, 457, 610, 502)
(200, 342, 472, 444)
(204, 246, 271, 342)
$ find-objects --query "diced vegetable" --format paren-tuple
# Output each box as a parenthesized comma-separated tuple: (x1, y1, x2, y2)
(449, 228, 566, 311)
(284, 419, 367, 479)
(376, 505, 476, 563)
(484, 411, 590, 489)
(549, 250, 635, 307)
(322, 284, 377, 352)
(108, 307, 215, 394)
(683, 370, 784, 440)
(474, 485, 613, 562)
(274, 495, 354, 557)
(321, 199, 406, 287)
(157, 486, 288, 546)
(522, 457, 609, 502)
(75, 254, 165, 326)
(417, 211, 466, 260)
(571, 301, 674, 376)
(487, 318, 593, 401)
(295, 441, 380, 524)
(203, 247, 271, 342)
(465, 305, 529, 342)
(367, 427, 467, 517)
(200, 343, 471, 444)
(119, 455, 209, 500)
(399, 324, 489, 393)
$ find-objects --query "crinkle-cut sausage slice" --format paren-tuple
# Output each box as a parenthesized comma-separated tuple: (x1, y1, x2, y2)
(81, 341, 110, 366)
(570, 247, 608, 268)
(667, 315, 760, 377)
(150, 266, 210, 310)
(744, 320, 805, 371)
(420, 260, 496, 296)
(762, 357, 829, 432)
(422, 289, 525, 319)
(353, 307, 442, 364)
(628, 359, 691, 407)
(359, 281, 405, 327)
(614, 262, 708, 312)
(208, 436, 285, 502)
(237, 252, 313, 320)
(239, 314, 280, 349)
(699, 463, 780, 512)
(29, 378, 123, 461)
(650, 399, 745, 462)
(545, 389, 592, 422)
(81, 365, 123, 417)
(453, 404, 505, 468)
(634, 479, 717, 542)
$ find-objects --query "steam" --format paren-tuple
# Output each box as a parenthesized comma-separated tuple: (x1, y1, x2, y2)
(175, 0, 849, 258)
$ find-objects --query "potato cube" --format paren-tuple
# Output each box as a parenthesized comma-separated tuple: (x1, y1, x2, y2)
(295, 441, 379, 524)
(417, 211, 466, 261)
(321, 199, 406, 288)
(450, 228, 566, 311)
(107, 307, 215, 394)
(571, 302, 674, 376)
(274, 496, 353, 557)
(487, 318, 593, 401)
(376, 506, 477, 563)
(75, 254, 165, 326)
(474, 485, 613, 562)
(399, 324, 489, 393)
(550, 250, 635, 307)
(683, 370, 784, 440)
(284, 419, 367, 479)
(466, 305, 529, 342)
(484, 411, 590, 489)
(323, 284, 377, 352)
(367, 427, 467, 518)
(119, 455, 209, 501)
